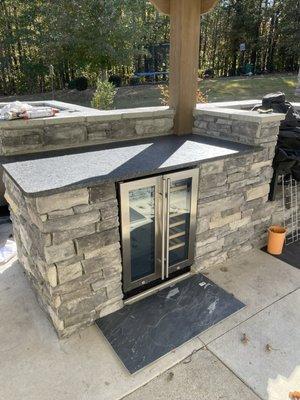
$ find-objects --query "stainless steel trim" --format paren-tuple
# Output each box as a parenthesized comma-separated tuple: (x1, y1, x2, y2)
(161, 179, 166, 280)
(124, 272, 192, 305)
(188, 169, 199, 263)
(165, 178, 171, 279)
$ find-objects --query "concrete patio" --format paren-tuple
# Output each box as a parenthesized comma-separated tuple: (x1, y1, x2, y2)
(0, 222, 299, 400)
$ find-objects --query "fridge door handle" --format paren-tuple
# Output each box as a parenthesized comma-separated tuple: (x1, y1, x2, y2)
(161, 178, 166, 280)
(165, 178, 171, 279)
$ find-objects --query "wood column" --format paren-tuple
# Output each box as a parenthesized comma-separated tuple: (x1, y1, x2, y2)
(169, 0, 201, 134)
(150, 0, 219, 135)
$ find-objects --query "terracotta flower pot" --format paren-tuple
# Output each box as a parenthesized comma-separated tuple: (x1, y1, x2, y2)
(267, 225, 287, 255)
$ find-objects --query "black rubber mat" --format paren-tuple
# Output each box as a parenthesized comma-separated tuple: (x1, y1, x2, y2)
(96, 274, 245, 374)
(263, 241, 300, 269)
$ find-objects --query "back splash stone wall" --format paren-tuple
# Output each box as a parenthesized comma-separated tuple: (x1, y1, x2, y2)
(0, 106, 174, 155)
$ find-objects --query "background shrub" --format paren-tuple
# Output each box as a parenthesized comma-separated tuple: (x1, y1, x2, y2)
(91, 80, 117, 110)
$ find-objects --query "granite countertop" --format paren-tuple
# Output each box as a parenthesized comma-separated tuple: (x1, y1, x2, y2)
(2, 134, 255, 197)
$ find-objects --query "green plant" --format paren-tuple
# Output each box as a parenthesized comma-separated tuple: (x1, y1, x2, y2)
(159, 84, 208, 106)
(91, 80, 117, 110)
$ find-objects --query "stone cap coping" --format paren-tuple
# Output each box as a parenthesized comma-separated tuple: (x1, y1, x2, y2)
(0, 100, 175, 128)
(2, 134, 255, 197)
(194, 101, 286, 123)
(197, 100, 300, 110)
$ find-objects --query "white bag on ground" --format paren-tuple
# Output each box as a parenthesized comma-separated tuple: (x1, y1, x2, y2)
(0, 239, 17, 265)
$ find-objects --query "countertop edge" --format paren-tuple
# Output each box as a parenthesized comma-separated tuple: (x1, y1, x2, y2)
(2, 145, 259, 198)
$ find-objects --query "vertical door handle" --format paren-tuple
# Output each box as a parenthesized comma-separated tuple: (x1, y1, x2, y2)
(161, 179, 166, 280)
(165, 178, 171, 278)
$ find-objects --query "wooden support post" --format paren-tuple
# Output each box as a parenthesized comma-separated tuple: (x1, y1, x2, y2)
(169, 0, 201, 134)
(150, 0, 219, 135)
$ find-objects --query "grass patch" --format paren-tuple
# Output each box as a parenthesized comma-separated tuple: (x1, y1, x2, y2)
(0, 73, 297, 109)
(201, 74, 298, 103)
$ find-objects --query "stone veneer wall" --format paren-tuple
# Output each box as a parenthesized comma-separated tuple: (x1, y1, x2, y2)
(0, 107, 174, 155)
(193, 107, 284, 270)
(194, 153, 276, 270)
(4, 174, 123, 338)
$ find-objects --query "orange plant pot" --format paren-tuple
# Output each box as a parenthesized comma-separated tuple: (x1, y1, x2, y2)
(267, 225, 287, 255)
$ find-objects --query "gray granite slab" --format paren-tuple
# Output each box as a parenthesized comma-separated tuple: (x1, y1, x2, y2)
(2, 134, 254, 197)
(96, 273, 245, 374)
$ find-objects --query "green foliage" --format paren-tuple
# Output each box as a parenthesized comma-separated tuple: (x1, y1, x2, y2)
(200, 0, 300, 76)
(0, 0, 298, 96)
(91, 80, 117, 110)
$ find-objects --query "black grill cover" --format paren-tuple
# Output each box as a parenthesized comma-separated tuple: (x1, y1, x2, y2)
(256, 92, 300, 181)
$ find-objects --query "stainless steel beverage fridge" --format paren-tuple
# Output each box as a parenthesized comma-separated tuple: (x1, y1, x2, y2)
(119, 168, 199, 295)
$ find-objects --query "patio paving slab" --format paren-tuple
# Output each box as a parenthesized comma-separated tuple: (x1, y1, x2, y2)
(0, 229, 299, 400)
(0, 258, 204, 400)
(208, 289, 300, 400)
(124, 348, 260, 400)
(198, 249, 300, 345)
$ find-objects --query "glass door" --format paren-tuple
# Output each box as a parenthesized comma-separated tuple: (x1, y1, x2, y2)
(120, 177, 161, 293)
(163, 169, 199, 277)
(119, 168, 199, 295)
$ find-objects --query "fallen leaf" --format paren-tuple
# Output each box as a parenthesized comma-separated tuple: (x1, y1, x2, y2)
(265, 344, 272, 352)
(241, 333, 249, 344)
(167, 372, 174, 382)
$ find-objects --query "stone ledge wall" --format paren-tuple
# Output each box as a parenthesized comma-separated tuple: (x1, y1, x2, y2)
(4, 175, 123, 338)
(0, 109, 174, 155)
(193, 112, 280, 147)
(194, 152, 276, 270)
(193, 110, 282, 271)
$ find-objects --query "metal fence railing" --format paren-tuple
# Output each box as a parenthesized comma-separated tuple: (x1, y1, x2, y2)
(281, 175, 300, 244)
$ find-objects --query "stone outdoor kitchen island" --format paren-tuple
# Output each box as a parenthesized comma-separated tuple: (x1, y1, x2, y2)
(0, 0, 288, 339)
(2, 101, 285, 337)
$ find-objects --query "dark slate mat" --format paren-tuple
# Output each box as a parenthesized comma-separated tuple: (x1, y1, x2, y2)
(96, 274, 245, 374)
(262, 241, 300, 269)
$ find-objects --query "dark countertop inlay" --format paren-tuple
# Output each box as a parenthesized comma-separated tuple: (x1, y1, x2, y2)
(2, 134, 255, 197)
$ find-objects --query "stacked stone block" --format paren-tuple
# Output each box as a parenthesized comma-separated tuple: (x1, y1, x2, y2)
(194, 151, 277, 271)
(0, 110, 174, 155)
(4, 174, 123, 338)
(193, 110, 282, 271)
(194, 115, 279, 146)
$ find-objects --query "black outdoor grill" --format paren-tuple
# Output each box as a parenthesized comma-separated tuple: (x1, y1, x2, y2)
(254, 93, 300, 200)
